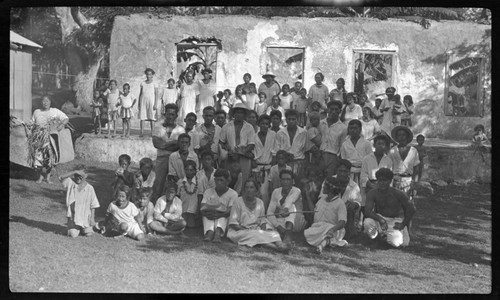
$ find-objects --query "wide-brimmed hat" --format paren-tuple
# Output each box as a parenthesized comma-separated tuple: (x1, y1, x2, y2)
(262, 72, 276, 79)
(391, 125, 413, 144)
(232, 102, 249, 112)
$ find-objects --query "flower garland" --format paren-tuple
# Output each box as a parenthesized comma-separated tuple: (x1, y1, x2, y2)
(182, 179, 198, 195)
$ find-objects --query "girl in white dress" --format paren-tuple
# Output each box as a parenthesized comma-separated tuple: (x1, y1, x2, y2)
(138, 68, 158, 137)
(179, 71, 200, 126)
(197, 69, 217, 120)
(107, 80, 121, 138)
(117, 83, 136, 137)
(157, 78, 179, 120)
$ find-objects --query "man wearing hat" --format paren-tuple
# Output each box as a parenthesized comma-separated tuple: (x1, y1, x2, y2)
(388, 125, 420, 197)
(258, 71, 281, 107)
(219, 102, 256, 193)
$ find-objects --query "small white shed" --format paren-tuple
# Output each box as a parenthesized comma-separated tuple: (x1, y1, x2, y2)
(10, 31, 42, 121)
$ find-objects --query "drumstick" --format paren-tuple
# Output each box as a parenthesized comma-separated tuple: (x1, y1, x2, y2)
(258, 210, 318, 218)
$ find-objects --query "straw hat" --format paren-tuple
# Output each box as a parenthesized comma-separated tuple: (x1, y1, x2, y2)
(232, 102, 249, 112)
(391, 125, 413, 144)
(262, 71, 276, 79)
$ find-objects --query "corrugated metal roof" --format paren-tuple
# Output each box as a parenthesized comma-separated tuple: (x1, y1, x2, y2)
(10, 31, 43, 49)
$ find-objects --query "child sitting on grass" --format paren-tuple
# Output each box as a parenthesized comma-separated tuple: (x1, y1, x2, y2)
(95, 185, 145, 241)
(59, 164, 100, 238)
(177, 160, 200, 228)
(135, 187, 155, 235)
(111, 154, 135, 199)
(149, 182, 187, 235)
(133, 157, 156, 203)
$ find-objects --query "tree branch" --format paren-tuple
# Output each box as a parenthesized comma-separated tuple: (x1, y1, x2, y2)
(70, 7, 88, 28)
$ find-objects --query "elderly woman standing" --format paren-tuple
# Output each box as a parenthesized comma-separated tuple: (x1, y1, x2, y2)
(30, 96, 70, 183)
(197, 69, 217, 121)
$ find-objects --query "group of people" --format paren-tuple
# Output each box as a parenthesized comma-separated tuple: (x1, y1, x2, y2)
(90, 68, 417, 141)
(62, 66, 429, 254)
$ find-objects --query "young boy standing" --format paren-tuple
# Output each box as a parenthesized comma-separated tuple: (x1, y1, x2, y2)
(59, 165, 100, 238)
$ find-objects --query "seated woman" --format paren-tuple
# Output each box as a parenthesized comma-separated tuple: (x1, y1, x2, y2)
(227, 179, 291, 253)
(304, 175, 348, 254)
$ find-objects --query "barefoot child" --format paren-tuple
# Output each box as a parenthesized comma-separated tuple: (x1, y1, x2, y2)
(135, 187, 155, 234)
(177, 160, 200, 228)
(157, 78, 178, 120)
(279, 84, 293, 110)
(255, 92, 268, 117)
(106, 79, 121, 138)
(150, 182, 187, 235)
(304, 175, 348, 254)
(471, 124, 490, 163)
(111, 154, 135, 199)
(96, 185, 145, 240)
(414, 134, 427, 182)
(133, 157, 156, 202)
(138, 68, 158, 137)
(293, 88, 309, 127)
(116, 83, 136, 137)
(90, 90, 104, 135)
(59, 165, 100, 238)
(200, 169, 238, 243)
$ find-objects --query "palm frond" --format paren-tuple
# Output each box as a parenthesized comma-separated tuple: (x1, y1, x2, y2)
(450, 66, 479, 88)
(450, 57, 481, 71)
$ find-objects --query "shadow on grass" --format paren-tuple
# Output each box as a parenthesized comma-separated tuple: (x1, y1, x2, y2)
(10, 215, 67, 236)
(9, 162, 39, 181)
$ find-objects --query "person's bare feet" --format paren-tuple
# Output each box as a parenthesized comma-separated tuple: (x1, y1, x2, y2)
(212, 232, 222, 243)
(203, 230, 214, 242)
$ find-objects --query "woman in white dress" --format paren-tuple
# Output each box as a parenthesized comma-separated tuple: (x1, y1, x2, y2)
(360, 106, 381, 143)
(179, 71, 200, 126)
(227, 179, 292, 253)
(197, 69, 217, 120)
(138, 68, 158, 137)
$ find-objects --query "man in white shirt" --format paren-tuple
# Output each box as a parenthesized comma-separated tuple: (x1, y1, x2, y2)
(219, 103, 256, 191)
(276, 109, 307, 181)
(319, 100, 348, 177)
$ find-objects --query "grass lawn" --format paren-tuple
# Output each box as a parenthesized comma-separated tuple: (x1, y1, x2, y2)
(9, 159, 491, 293)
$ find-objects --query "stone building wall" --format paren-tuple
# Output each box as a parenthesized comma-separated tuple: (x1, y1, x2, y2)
(110, 14, 491, 140)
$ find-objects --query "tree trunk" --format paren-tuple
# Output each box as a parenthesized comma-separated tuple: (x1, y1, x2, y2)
(55, 7, 101, 112)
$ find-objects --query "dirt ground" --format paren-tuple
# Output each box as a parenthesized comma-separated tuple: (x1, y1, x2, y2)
(9, 158, 491, 293)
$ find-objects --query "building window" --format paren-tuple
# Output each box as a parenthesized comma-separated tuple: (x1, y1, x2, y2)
(265, 46, 305, 88)
(352, 50, 397, 98)
(444, 51, 485, 117)
(176, 38, 221, 83)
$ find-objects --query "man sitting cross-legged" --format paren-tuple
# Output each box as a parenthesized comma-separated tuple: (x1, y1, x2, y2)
(200, 168, 238, 243)
(363, 167, 415, 248)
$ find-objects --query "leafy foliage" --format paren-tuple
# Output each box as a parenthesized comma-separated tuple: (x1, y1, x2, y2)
(175, 36, 222, 83)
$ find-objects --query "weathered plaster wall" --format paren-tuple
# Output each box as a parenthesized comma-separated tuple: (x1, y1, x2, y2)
(110, 15, 491, 139)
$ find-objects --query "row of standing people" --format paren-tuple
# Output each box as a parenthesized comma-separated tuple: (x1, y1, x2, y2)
(90, 68, 416, 139)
